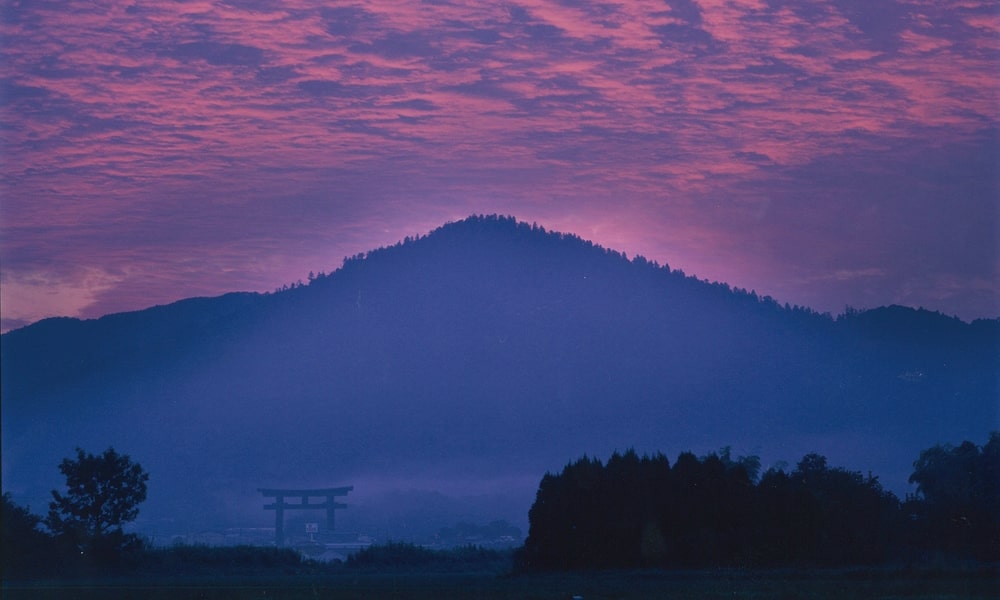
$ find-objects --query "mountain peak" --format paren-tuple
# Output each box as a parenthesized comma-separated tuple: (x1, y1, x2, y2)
(2, 216, 996, 536)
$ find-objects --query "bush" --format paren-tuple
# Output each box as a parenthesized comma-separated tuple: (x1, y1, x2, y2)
(138, 544, 306, 576)
(346, 542, 511, 572)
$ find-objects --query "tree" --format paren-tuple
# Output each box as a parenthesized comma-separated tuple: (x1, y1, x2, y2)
(46, 447, 149, 562)
(908, 432, 1000, 560)
(2, 493, 56, 577)
(788, 453, 901, 565)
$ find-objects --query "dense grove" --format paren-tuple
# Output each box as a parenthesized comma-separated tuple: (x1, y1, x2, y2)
(523, 434, 999, 570)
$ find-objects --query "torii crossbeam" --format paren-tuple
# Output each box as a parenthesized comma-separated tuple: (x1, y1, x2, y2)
(258, 486, 353, 546)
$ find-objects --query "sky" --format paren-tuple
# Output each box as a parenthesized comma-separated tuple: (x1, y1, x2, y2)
(1, 0, 997, 332)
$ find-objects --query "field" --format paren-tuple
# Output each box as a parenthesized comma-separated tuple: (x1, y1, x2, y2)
(4, 568, 997, 600)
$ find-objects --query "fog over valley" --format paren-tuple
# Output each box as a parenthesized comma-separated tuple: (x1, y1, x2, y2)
(3, 216, 997, 546)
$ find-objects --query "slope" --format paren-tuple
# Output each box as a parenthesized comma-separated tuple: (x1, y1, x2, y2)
(2, 215, 996, 534)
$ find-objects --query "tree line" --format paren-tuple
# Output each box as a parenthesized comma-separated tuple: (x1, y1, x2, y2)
(4, 435, 997, 578)
(523, 434, 999, 570)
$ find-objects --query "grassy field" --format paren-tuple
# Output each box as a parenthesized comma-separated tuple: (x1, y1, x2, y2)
(4, 568, 997, 600)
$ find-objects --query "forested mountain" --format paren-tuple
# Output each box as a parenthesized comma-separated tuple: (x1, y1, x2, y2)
(2, 215, 997, 534)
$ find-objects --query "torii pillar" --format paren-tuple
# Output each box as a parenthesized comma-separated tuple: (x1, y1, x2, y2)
(258, 486, 353, 546)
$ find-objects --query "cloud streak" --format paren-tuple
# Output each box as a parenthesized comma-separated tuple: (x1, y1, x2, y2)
(1, 0, 997, 330)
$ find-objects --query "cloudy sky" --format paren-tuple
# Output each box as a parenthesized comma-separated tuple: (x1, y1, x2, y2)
(1, 0, 997, 331)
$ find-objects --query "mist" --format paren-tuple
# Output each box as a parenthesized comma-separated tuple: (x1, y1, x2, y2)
(3, 217, 996, 548)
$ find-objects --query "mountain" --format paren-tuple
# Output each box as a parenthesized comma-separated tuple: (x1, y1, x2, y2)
(2, 215, 997, 536)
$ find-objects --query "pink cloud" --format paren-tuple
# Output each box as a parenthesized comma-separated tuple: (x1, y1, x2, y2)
(1, 0, 996, 330)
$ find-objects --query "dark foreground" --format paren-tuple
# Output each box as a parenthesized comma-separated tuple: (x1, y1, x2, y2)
(4, 568, 997, 600)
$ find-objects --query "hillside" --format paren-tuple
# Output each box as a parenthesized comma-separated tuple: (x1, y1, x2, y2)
(2, 215, 997, 535)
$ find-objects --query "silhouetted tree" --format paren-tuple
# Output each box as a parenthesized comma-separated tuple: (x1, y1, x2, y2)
(717, 446, 761, 483)
(666, 451, 757, 566)
(789, 453, 900, 565)
(46, 447, 149, 566)
(755, 465, 816, 564)
(907, 432, 1000, 560)
(2, 493, 57, 578)
(525, 447, 902, 571)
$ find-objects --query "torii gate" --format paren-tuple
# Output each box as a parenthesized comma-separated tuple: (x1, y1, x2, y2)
(258, 486, 353, 546)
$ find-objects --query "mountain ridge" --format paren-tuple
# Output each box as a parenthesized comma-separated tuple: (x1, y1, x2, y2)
(4, 215, 994, 404)
(2, 214, 997, 534)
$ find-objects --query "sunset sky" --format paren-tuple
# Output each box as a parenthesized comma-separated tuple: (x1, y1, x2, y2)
(2, 0, 997, 332)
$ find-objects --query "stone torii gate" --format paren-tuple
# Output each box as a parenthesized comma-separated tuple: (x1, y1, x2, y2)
(258, 486, 353, 546)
